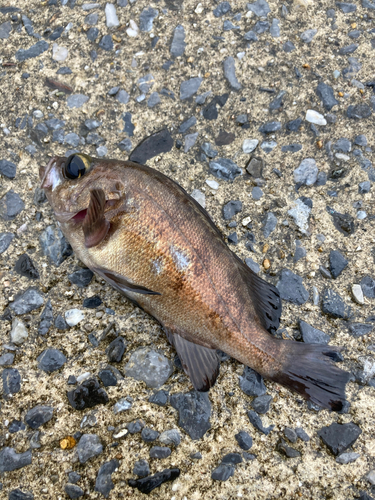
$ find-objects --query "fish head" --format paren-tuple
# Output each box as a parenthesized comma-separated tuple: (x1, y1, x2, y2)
(39, 153, 125, 224)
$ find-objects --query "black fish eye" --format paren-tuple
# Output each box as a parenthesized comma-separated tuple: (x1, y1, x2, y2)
(64, 154, 89, 180)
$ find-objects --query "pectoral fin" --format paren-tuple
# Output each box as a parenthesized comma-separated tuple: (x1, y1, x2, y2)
(93, 267, 161, 296)
(83, 189, 110, 248)
(165, 329, 220, 391)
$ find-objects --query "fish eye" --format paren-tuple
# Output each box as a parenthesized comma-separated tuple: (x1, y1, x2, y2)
(64, 154, 91, 180)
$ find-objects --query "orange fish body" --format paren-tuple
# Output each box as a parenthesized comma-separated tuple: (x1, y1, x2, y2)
(40, 154, 349, 410)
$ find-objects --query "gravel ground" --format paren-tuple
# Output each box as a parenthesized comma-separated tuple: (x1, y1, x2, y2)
(0, 0, 375, 498)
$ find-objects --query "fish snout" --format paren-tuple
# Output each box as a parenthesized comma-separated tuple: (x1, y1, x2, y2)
(39, 156, 64, 190)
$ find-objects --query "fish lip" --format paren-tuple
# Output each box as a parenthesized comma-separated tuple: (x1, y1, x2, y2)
(39, 156, 63, 190)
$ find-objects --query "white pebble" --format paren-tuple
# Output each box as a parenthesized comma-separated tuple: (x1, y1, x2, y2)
(77, 372, 91, 383)
(335, 153, 350, 161)
(357, 211, 367, 220)
(366, 470, 375, 485)
(205, 179, 219, 190)
(237, 52, 245, 60)
(351, 284, 364, 305)
(305, 109, 327, 126)
(52, 43, 69, 62)
(33, 110, 43, 119)
(126, 19, 139, 37)
(195, 3, 203, 13)
(105, 3, 119, 28)
(191, 189, 206, 208)
(10, 318, 28, 345)
(242, 216, 251, 226)
(242, 138, 259, 154)
(65, 309, 85, 326)
(113, 429, 128, 439)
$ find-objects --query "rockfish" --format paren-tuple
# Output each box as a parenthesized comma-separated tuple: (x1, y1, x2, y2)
(40, 154, 349, 411)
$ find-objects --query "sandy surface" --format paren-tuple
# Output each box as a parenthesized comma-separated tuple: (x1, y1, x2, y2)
(0, 0, 375, 498)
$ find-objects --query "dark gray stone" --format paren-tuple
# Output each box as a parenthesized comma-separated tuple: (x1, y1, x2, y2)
(262, 212, 277, 238)
(178, 116, 196, 134)
(222, 453, 242, 464)
(277, 269, 309, 305)
(0, 353, 14, 366)
(129, 129, 173, 164)
(211, 463, 235, 481)
(246, 157, 263, 178)
(251, 395, 272, 414)
(25, 405, 53, 429)
(259, 121, 281, 134)
(118, 138, 132, 152)
(339, 44, 358, 55)
(128, 469, 180, 493)
(284, 427, 297, 443)
(180, 77, 202, 100)
(170, 25, 186, 57)
(8, 488, 34, 500)
(201, 142, 218, 158)
(347, 104, 372, 119)
(99, 35, 113, 51)
(283, 41, 295, 52)
(247, 410, 274, 435)
(355, 135, 368, 146)
(245, 258, 260, 274)
(336, 2, 357, 13)
(149, 390, 169, 406)
(149, 446, 171, 459)
(68, 472, 81, 484)
(318, 422, 362, 455)
(0, 159, 16, 179)
(86, 27, 99, 41)
(348, 323, 373, 337)
(15, 40, 49, 61)
(301, 29, 317, 43)
(95, 459, 119, 497)
(55, 314, 69, 331)
(239, 366, 266, 396)
(142, 428, 160, 442)
(170, 391, 211, 440)
(67, 94, 89, 108)
(296, 427, 310, 441)
(40, 225, 73, 266)
(329, 250, 348, 278)
(9, 288, 44, 315)
(133, 459, 150, 477)
(213, 2, 231, 17)
(14, 254, 39, 280)
(286, 118, 302, 132)
(299, 320, 330, 344)
(0, 21, 12, 39)
(244, 30, 258, 42)
(139, 7, 158, 32)
(77, 434, 103, 463)
(0, 190, 25, 221)
(106, 337, 126, 363)
(38, 300, 53, 336)
(359, 181, 371, 194)
(0, 232, 15, 254)
(361, 275, 375, 298)
(269, 91, 285, 110)
(316, 82, 339, 111)
(148, 92, 161, 108)
(235, 431, 253, 450)
(98, 369, 117, 387)
(209, 158, 242, 181)
(327, 208, 355, 236)
(37, 348, 67, 372)
(68, 268, 94, 287)
(281, 144, 302, 153)
(0, 447, 32, 472)
(321, 289, 352, 319)
(277, 439, 301, 458)
(127, 420, 144, 434)
(2, 368, 21, 395)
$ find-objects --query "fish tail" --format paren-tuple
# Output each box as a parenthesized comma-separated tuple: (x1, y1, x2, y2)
(271, 341, 350, 411)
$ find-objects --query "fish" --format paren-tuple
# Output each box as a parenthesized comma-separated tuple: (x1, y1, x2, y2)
(40, 153, 350, 411)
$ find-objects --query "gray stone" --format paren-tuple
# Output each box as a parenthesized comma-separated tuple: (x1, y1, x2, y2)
(138, 74, 155, 94)
(277, 438, 301, 458)
(15, 40, 49, 61)
(68, 472, 81, 484)
(0, 21, 12, 39)
(316, 82, 339, 111)
(139, 7, 158, 32)
(65, 484, 84, 499)
(347, 104, 372, 120)
(284, 427, 297, 443)
(9, 489, 34, 500)
(149, 390, 169, 406)
(252, 187, 263, 200)
(209, 158, 242, 181)
(184, 132, 199, 152)
(133, 459, 150, 477)
(0, 159, 17, 179)
(259, 121, 282, 134)
(235, 431, 253, 450)
(251, 395, 272, 414)
(261, 141, 277, 154)
(253, 20, 270, 34)
(159, 429, 181, 446)
(300, 29, 317, 43)
(247, 410, 274, 435)
(333, 138, 352, 153)
(201, 142, 218, 158)
(170, 391, 211, 440)
(149, 446, 171, 458)
(141, 427, 160, 442)
(118, 138, 132, 152)
(0, 353, 14, 366)
(288, 199, 311, 235)
(170, 25, 186, 57)
(37, 348, 67, 372)
(296, 427, 310, 441)
(25, 405, 53, 429)
(38, 300, 53, 336)
(245, 258, 260, 274)
(98, 35, 113, 51)
(0, 447, 32, 472)
(67, 94, 89, 109)
(2, 368, 21, 395)
(247, 0, 270, 17)
(355, 135, 368, 147)
(246, 157, 263, 177)
(213, 2, 231, 17)
(0, 190, 25, 221)
(211, 463, 235, 481)
(86, 27, 99, 41)
(276, 269, 309, 305)
(299, 320, 330, 344)
(329, 250, 348, 278)
(360, 276, 375, 298)
(244, 30, 258, 42)
(40, 225, 73, 266)
(77, 434, 103, 463)
(336, 2, 357, 13)
(106, 337, 126, 363)
(124, 347, 173, 388)
(294, 159, 318, 186)
(64, 133, 80, 148)
(339, 44, 358, 55)
(270, 18, 280, 37)
(348, 323, 373, 337)
(343, 57, 362, 79)
(69, 268, 94, 287)
(283, 41, 295, 52)
(95, 459, 119, 497)
(113, 398, 132, 413)
(0, 232, 14, 254)
(269, 91, 286, 111)
(262, 212, 277, 238)
(116, 90, 129, 104)
(9, 288, 44, 315)
(179, 116, 196, 134)
(223, 200, 242, 220)
(223, 20, 240, 31)
(180, 77, 202, 100)
(281, 144, 302, 153)
(317, 422, 361, 455)
(336, 452, 360, 464)
(321, 289, 352, 319)
(239, 366, 266, 396)
(223, 57, 241, 91)
(148, 92, 161, 108)
(85, 12, 99, 24)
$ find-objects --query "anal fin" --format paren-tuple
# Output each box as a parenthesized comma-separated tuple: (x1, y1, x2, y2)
(166, 329, 220, 391)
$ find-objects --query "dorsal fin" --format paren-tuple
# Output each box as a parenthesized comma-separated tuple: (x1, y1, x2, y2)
(236, 257, 282, 334)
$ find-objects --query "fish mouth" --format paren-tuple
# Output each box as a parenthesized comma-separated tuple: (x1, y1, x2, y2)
(39, 156, 64, 190)
(54, 199, 118, 224)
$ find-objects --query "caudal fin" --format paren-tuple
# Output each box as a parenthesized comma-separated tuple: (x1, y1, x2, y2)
(272, 342, 350, 411)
